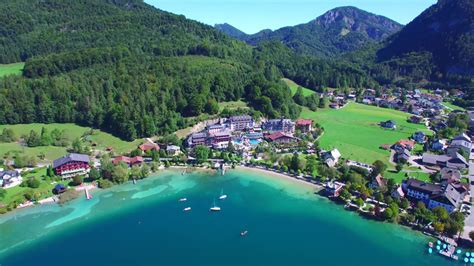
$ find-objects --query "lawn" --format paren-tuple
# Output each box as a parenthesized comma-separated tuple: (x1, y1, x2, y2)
(282, 78, 316, 97)
(0, 62, 24, 77)
(0, 123, 142, 161)
(218, 100, 249, 111)
(442, 101, 465, 112)
(384, 170, 431, 184)
(300, 102, 432, 166)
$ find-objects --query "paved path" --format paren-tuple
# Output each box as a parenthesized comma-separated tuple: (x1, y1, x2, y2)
(462, 151, 474, 239)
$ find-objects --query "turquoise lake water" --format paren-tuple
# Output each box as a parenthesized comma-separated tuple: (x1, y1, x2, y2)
(0, 169, 450, 265)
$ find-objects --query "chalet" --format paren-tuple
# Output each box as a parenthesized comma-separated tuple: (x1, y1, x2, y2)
(0, 170, 21, 188)
(229, 115, 253, 131)
(139, 141, 160, 153)
(53, 184, 67, 194)
(166, 145, 182, 156)
(369, 174, 387, 190)
(447, 134, 472, 156)
(440, 168, 461, 184)
(422, 153, 468, 169)
(112, 156, 144, 166)
(431, 139, 446, 151)
(321, 149, 341, 168)
(262, 119, 295, 133)
(408, 116, 423, 124)
(295, 119, 313, 133)
(265, 132, 299, 144)
(428, 184, 464, 213)
(412, 131, 426, 144)
(402, 178, 442, 201)
(391, 186, 405, 199)
(395, 149, 411, 163)
(380, 120, 396, 129)
(325, 181, 345, 197)
(393, 140, 415, 151)
(52, 153, 90, 179)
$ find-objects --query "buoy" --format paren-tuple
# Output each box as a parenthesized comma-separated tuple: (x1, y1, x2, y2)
(470, 257, 474, 263)
(428, 248, 433, 254)
(467, 252, 471, 257)
(437, 240, 441, 245)
(436, 245, 441, 250)
(443, 244, 447, 249)
(465, 258, 469, 263)
(457, 249, 462, 254)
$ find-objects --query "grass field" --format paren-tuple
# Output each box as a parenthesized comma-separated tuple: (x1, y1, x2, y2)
(0, 123, 142, 161)
(282, 78, 316, 97)
(218, 100, 249, 111)
(442, 101, 465, 112)
(300, 103, 432, 166)
(0, 63, 24, 77)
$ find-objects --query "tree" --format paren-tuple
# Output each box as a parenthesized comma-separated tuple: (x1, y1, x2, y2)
(395, 163, 403, 173)
(293, 87, 306, 106)
(469, 231, 474, 242)
(71, 175, 83, 186)
(140, 164, 150, 179)
(433, 222, 445, 234)
(89, 168, 101, 181)
(98, 179, 113, 189)
(0, 189, 6, 199)
(372, 160, 387, 177)
(194, 145, 210, 164)
(227, 140, 235, 153)
(339, 188, 351, 201)
(72, 138, 85, 154)
(433, 206, 449, 222)
(27, 178, 41, 188)
(26, 130, 41, 147)
(46, 165, 54, 177)
(387, 178, 396, 193)
(130, 165, 141, 180)
(400, 198, 410, 209)
(112, 163, 129, 183)
(355, 198, 365, 208)
(290, 153, 300, 172)
(204, 98, 219, 114)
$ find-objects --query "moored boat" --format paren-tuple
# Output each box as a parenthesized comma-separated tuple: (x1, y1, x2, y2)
(183, 207, 191, 212)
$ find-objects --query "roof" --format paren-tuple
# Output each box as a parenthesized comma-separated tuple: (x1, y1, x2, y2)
(112, 156, 143, 165)
(440, 167, 461, 182)
(453, 133, 471, 143)
(266, 132, 296, 141)
(431, 184, 463, 207)
(396, 140, 415, 148)
(139, 142, 160, 151)
(229, 115, 252, 122)
(373, 174, 387, 188)
(53, 153, 90, 169)
(393, 186, 405, 197)
(405, 178, 442, 194)
(166, 145, 181, 151)
(330, 149, 341, 160)
(449, 139, 472, 149)
(422, 153, 450, 164)
(296, 119, 312, 126)
(0, 170, 19, 179)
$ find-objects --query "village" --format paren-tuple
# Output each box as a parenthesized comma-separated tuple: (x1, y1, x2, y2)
(1, 93, 473, 244)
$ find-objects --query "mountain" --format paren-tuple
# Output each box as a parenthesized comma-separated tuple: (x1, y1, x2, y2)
(214, 23, 248, 39)
(239, 6, 402, 57)
(377, 0, 474, 77)
(0, 0, 302, 140)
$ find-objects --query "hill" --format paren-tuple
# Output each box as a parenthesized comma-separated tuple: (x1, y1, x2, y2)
(0, 0, 302, 140)
(215, 23, 248, 40)
(242, 6, 402, 57)
(377, 0, 474, 79)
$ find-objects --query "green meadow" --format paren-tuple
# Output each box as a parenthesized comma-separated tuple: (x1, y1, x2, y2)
(283, 78, 316, 96)
(0, 63, 24, 77)
(300, 102, 431, 166)
(0, 123, 142, 162)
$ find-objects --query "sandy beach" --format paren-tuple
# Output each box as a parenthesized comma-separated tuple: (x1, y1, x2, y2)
(235, 165, 323, 191)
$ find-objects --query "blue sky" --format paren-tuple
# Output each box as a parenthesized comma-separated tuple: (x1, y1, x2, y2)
(145, 0, 436, 34)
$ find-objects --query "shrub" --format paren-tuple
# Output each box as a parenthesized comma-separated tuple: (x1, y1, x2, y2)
(27, 178, 41, 189)
(98, 179, 113, 189)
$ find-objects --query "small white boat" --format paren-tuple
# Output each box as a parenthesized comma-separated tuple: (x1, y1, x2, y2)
(183, 207, 191, 212)
(219, 189, 227, 200)
(210, 200, 221, 212)
(240, 230, 248, 236)
(179, 198, 187, 202)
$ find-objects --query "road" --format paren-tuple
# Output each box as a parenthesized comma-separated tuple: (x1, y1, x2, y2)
(462, 151, 474, 239)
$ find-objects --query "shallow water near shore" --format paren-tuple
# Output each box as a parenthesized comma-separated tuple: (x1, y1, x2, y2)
(0, 169, 450, 265)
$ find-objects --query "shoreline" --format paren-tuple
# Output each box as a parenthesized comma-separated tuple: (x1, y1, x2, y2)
(234, 165, 323, 191)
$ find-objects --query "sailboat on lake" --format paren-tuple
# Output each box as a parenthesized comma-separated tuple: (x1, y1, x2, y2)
(209, 199, 221, 212)
(219, 188, 227, 200)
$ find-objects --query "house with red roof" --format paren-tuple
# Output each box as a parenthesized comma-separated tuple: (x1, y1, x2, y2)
(265, 132, 299, 144)
(112, 156, 144, 166)
(393, 140, 415, 151)
(296, 119, 313, 133)
(139, 141, 160, 153)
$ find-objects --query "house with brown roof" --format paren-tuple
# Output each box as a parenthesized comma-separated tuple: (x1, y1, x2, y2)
(295, 119, 313, 133)
(369, 174, 387, 190)
(112, 156, 144, 166)
(139, 141, 160, 153)
(265, 132, 299, 144)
